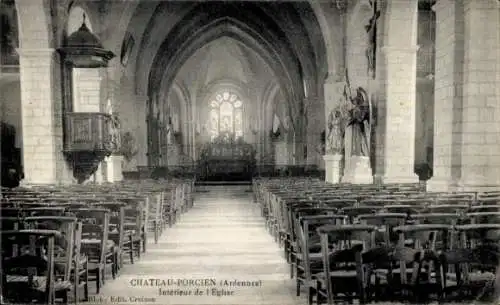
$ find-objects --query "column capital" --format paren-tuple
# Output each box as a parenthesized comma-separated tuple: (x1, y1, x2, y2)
(432, 0, 451, 12)
(381, 45, 419, 55)
(16, 48, 56, 59)
(463, 0, 499, 10)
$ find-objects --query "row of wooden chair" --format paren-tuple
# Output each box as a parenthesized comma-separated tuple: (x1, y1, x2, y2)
(253, 177, 500, 304)
(0, 178, 195, 304)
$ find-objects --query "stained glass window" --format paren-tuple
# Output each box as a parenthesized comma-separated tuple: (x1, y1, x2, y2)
(209, 91, 243, 142)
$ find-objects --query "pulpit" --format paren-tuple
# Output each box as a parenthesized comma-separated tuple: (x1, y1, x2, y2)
(198, 138, 256, 181)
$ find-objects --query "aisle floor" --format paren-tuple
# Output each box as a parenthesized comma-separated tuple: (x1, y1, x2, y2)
(94, 185, 305, 305)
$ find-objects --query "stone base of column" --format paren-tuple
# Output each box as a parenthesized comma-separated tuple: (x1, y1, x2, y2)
(456, 176, 500, 192)
(426, 177, 457, 192)
(323, 154, 343, 184)
(342, 156, 373, 184)
(105, 155, 124, 183)
(92, 163, 105, 184)
(382, 168, 420, 185)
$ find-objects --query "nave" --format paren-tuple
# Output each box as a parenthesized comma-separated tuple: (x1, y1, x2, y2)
(2, 177, 500, 305)
(97, 185, 303, 305)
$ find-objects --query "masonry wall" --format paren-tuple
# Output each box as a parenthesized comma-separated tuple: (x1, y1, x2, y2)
(114, 74, 147, 171)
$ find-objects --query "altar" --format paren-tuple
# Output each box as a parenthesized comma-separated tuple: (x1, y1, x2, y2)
(198, 138, 256, 181)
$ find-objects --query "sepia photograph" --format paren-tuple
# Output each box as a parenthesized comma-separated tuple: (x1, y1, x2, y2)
(1, 0, 500, 304)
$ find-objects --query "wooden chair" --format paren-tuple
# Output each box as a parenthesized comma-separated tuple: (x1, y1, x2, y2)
(440, 224, 500, 301)
(315, 224, 377, 305)
(71, 208, 112, 294)
(295, 214, 347, 304)
(147, 193, 163, 244)
(1, 230, 61, 304)
(392, 224, 452, 302)
(22, 216, 89, 303)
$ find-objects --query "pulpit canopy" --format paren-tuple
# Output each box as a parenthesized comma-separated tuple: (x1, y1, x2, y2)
(58, 15, 114, 68)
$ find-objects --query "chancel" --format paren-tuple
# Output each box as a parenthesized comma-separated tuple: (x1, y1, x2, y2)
(1, 0, 500, 304)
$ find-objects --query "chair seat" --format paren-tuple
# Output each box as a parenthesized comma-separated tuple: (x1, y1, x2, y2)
(6, 275, 72, 291)
(446, 272, 495, 282)
(316, 270, 358, 280)
(295, 252, 324, 261)
(81, 239, 115, 252)
(125, 229, 137, 236)
(374, 268, 415, 275)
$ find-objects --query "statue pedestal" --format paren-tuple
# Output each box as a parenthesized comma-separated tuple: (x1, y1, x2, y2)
(105, 155, 124, 183)
(323, 154, 343, 184)
(341, 156, 373, 184)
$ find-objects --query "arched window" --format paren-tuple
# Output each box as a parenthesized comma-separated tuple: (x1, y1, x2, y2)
(209, 91, 243, 142)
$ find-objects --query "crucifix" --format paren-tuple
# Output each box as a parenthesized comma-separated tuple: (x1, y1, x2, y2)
(365, 0, 380, 79)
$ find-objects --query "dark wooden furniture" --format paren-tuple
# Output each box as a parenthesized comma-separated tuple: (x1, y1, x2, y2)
(63, 112, 113, 183)
(198, 141, 256, 181)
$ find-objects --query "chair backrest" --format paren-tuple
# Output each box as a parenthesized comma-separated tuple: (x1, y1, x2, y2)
(358, 213, 407, 246)
(71, 208, 109, 264)
(1, 230, 60, 304)
(22, 216, 79, 281)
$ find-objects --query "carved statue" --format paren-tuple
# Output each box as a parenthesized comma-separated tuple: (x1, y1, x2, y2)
(341, 68, 373, 158)
(326, 107, 345, 154)
(343, 85, 371, 157)
(106, 99, 121, 152)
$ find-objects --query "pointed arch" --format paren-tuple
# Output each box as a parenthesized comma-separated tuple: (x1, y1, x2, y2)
(15, 0, 53, 48)
(146, 3, 306, 129)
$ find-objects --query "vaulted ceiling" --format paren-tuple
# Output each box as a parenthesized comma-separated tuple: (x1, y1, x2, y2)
(117, 0, 327, 116)
(174, 36, 272, 102)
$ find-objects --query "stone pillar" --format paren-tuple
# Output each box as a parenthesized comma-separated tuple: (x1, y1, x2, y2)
(381, 0, 420, 184)
(72, 68, 102, 112)
(457, 0, 500, 191)
(17, 48, 72, 184)
(427, 0, 465, 191)
(135, 94, 149, 168)
(305, 96, 322, 168)
(72, 68, 105, 183)
(323, 154, 343, 184)
(274, 141, 288, 170)
(105, 155, 123, 183)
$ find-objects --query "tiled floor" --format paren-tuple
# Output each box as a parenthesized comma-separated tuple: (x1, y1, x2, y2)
(94, 185, 306, 305)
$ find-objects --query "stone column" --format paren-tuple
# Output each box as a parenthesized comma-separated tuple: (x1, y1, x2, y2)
(274, 139, 289, 171)
(381, 0, 420, 184)
(72, 68, 102, 112)
(305, 96, 322, 168)
(135, 94, 149, 168)
(457, 0, 500, 191)
(17, 48, 72, 184)
(427, 0, 465, 191)
(72, 68, 105, 183)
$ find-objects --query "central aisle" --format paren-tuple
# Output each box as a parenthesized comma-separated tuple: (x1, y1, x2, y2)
(97, 185, 305, 305)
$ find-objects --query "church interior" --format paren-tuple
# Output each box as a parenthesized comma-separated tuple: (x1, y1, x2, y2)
(1, 0, 500, 304)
